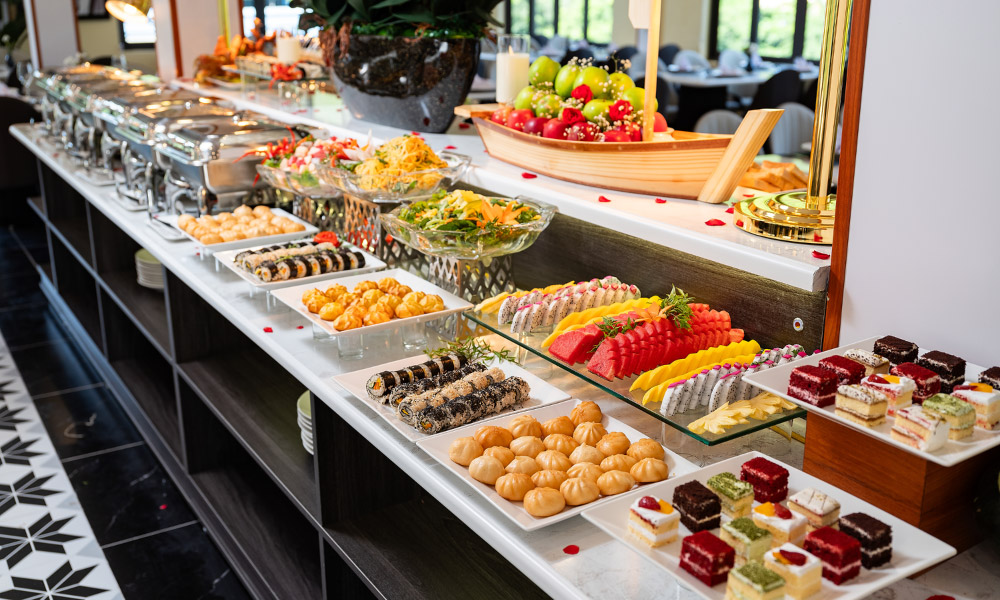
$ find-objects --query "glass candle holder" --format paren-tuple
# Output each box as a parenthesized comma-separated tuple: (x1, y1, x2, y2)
(495, 33, 531, 105)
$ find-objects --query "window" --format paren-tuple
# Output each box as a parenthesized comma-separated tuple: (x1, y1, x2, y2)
(119, 10, 156, 49)
(242, 0, 309, 36)
(506, 0, 615, 45)
(711, 0, 826, 61)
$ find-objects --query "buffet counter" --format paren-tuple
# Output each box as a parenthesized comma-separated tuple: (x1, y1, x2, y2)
(171, 80, 831, 294)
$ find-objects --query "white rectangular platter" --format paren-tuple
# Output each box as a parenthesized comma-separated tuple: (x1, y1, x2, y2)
(417, 399, 699, 531)
(743, 336, 999, 467)
(581, 451, 956, 600)
(153, 207, 319, 254)
(270, 268, 471, 337)
(213, 239, 386, 290)
(333, 355, 572, 442)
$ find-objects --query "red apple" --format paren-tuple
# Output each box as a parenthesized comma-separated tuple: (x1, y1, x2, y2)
(566, 122, 598, 141)
(653, 112, 668, 132)
(523, 116, 551, 136)
(613, 122, 642, 141)
(507, 109, 535, 132)
(542, 119, 570, 140)
(602, 129, 632, 143)
(491, 106, 512, 124)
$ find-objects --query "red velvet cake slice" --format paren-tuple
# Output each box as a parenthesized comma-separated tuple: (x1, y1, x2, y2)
(740, 457, 790, 503)
(803, 526, 861, 585)
(891, 362, 941, 403)
(788, 365, 838, 407)
(679, 530, 735, 587)
(819, 355, 866, 386)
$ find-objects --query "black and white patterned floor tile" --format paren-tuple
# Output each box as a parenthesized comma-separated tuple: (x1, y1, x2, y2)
(0, 339, 123, 600)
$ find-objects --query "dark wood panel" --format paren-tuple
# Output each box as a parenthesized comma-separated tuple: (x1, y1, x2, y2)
(321, 538, 377, 600)
(512, 213, 827, 351)
(166, 270, 239, 363)
(100, 269, 171, 358)
(50, 236, 102, 347)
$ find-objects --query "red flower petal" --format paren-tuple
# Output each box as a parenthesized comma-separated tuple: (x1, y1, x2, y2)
(725, 207, 735, 214)
(813, 232, 823, 242)
(563, 544, 580, 555)
(736, 219, 744, 227)
(458, 123, 471, 129)
(263, 327, 273, 333)
(296, 325, 304, 329)
(410, 131, 422, 136)
(444, 145, 457, 150)
(598, 196, 611, 203)
(812, 250, 830, 260)
(654, 198, 667, 204)
(743, 193, 755, 197)
(159, 504, 167, 510)
(521, 172, 537, 179)
(926, 597, 955, 600)
(705, 219, 726, 226)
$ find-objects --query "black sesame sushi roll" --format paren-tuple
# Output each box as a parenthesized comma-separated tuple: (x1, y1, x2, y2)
(462, 377, 530, 422)
(415, 402, 472, 434)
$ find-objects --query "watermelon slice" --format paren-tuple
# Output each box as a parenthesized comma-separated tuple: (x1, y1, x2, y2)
(588, 339, 621, 380)
(729, 328, 745, 343)
(548, 325, 602, 365)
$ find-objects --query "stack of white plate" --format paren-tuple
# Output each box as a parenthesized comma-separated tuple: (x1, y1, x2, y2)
(297, 391, 314, 455)
(135, 249, 164, 290)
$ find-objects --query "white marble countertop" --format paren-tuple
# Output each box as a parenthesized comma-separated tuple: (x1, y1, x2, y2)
(12, 123, 992, 600)
(171, 79, 831, 293)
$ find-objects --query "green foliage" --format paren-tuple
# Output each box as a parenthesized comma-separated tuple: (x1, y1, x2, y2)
(292, 0, 502, 37)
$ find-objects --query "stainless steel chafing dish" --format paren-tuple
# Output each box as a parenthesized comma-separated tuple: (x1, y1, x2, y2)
(34, 66, 134, 142)
(66, 79, 162, 167)
(154, 114, 305, 216)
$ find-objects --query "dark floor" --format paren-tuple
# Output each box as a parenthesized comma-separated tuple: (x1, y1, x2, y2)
(0, 217, 250, 600)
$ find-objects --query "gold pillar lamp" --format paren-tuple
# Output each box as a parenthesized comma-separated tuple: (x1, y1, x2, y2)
(106, 0, 151, 22)
(733, 0, 852, 244)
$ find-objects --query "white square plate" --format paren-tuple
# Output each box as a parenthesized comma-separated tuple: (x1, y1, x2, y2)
(417, 399, 699, 531)
(154, 207, 319, 254)
(270, 268, 471, 337)
(333, 356, 572, 442)
(581, 451, 956, 600)
(743, 336, 999, 466)
(213, 239, 386, 290)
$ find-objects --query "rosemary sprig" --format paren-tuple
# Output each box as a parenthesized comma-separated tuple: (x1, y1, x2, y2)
(427, 337, 520, 365)
(659, 286, 694, 330)
(590, 315, 641, 353)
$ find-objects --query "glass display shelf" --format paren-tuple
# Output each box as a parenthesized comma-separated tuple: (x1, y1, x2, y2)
(463, 308, 806, 445)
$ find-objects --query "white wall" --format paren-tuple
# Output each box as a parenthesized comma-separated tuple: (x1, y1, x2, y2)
(23, 0, 78, 68)
(840, 0, 1000, 366)
(661, 0, 709, 55)
(77, 19, 157, 74)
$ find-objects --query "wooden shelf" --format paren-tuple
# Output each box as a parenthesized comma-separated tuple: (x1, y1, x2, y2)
(111, 357, 181, 458)
(50, 219, 92, 267)
(100, 269, 171, 359)
(27, 195, 45, 218)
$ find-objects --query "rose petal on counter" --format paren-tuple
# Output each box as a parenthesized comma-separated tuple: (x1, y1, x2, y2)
(459, 123, 471, 129)
(812, 250, 830, 260)
(654, 198, 667, 204)
(263, 327, 273, 333)
(598, 196, 611, 203)
(705, 219, 726, 226)
(563, 545, 580, 555)
(521, 172, 537, 179)
(725, 207, 734, 214)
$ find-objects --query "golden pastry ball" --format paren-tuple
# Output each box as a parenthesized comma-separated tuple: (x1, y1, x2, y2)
(531, 469, 570, 489)
(495, 473, 534, 502)
(596, 432, 631, 457)
(567, 462, 603, 484)
(469, 455, 505, 486)
(573, 422, 608, 446)
(570, 401, 603, 426)
(541, 416, 575, 438)
(597, 470, 635, 496)
(627, 438, 665, 462)
(630, 457, 670, 483)
(542, 433, 578, 456)
(508, 414, 543, 439)
(509, 436, 545, 459)
(483, 446, 515, 467)
(535, 450, 572, 472)
(448, 436, 483, 466)
(559, 477, 600, 506)
(475, 425, 513, 449)
(523, 487, 566, 517)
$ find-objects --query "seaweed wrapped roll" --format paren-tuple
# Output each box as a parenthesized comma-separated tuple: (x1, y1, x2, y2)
(397, 367, 506, 424)
(414, 377, 530, 434)
(386, 362, 485, 407)
(364, 353, 469, 401)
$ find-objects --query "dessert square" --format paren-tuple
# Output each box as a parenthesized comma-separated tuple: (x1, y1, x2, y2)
(680, 530, 735, 587)
(788, 365, 838, 408)
(764, 544, 822, 599)
(952, 383, 1000, 430)
(873, 335, 918, 366)
(788, 488, 841, 532)
(740, 457, 790, 503)
(707, 472, 754, 518)
(980, 366, 1000, 389)
(725, 563, 785, 600)
(891, 362, 941, 403)
(803, 526, 861, 585)
(861, 374, 914, 416)
(922, 393, 975, 440)
(721, 517, 773, 566)
(752, 502, 807, 547)
(818, 355, 866, 386)
(839, 512, 892, 569)
(890, 405, 948, 452)
(916, 350, 966, 393)
(627, 495, 679, 548)
(844, 349, 889, 376)
(835, 384, 888, 427)
(673, 480, 722, 532)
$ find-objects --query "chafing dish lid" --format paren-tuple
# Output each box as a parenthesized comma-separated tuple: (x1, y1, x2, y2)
(160, 115, 295, 163)
(121, 102, 236, 142)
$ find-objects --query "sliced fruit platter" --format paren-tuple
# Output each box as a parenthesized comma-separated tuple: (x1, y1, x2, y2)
(466, 282, 806, 443)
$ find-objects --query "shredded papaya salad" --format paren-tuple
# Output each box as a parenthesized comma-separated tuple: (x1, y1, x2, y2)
(397, 190, 542, 244)
(342, 135, 449, 193)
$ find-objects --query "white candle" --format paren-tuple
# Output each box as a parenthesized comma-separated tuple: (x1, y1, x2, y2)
(276, 37, 301, 64)
(496, 48, 530, 105)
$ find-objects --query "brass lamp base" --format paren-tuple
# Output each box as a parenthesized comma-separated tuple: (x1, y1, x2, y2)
(733, 191, 837, 244)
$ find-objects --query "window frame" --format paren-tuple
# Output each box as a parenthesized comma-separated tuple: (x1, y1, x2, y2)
(118, 19, 155, 50)
(504, 0, 610, 47)
(709, 0, 816, 63)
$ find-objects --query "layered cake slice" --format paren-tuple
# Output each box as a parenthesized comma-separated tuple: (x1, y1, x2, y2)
(952, 383, 1000, 430)
(680, 530, 735, 587)
(818, 355, 866, 386)
(835, 384, 888, 427)
(752, 502, 807, 547)
(725, 563, 785, 600)
(916, 350, 966, 393)
(922, 393, 975, 440)
(804, 527, 861, 585)
(873, 335, 918, 366)
(839, 512, 892, 569)
(721, 517, 773, 566)
(706, 472, 754, 518)
(861, 374, 914, 416)
(673, 480, 722, 532)
(627, 495, 679, 548)
(788, 488, 840, 532)
(740, 457, 790, 503)
(844, 349, 889, 376)
(980, 366, 1000, 389)
(787, 365, 838, 407)
(891, 362, 941, 403)
(890, 405, 948, 452)
(764, 544, 822, 599)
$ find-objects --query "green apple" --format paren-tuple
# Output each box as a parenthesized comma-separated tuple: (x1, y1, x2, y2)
(573, 66, 611, 99)
(582, 98, 613, 124)
(624, 87, 658, 114)
(554, 64, 582, 98)
(532, 93, 563, 118)
(608, 72, 635, 98)
(529, 56, 560, 87)
(513, 85, 537, 111)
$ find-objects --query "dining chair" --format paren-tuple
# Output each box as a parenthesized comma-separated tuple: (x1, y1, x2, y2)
(672, 50, 711, 71)
(693, 110, 743, 135)
(718, 49, 748, 70)
(561, 48, 595, 64)
(612, 46, 640, 68)
(658, 44, 681, 68)
(748, 69, 802, 111)
(768, 102, 815, 155)
(634, 76, 674, 118)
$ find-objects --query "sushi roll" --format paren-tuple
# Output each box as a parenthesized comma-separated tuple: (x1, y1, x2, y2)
(398, 367, 506, 424)
(414, 377, 530, 434)
(364, 353, 468, 401)
(414, 401, 472, 434)
(304, 256, 322, 276)
(386, 362, 485, 407)
(315, 252, 334, 274)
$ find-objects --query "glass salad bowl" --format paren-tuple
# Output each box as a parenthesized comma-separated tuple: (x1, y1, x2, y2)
(316, 150, 471, 204)
(255, 163, 340, 198)
(379, 194, 557, 261)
